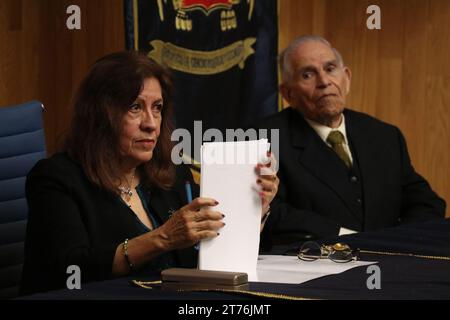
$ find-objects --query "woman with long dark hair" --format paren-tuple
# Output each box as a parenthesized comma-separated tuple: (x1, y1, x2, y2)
(21, 51, 278, 294)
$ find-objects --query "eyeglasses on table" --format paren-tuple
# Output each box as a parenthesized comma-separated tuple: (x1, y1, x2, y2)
(297, 241, 360, 263)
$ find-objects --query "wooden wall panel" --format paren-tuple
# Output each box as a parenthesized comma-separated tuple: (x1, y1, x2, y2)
(279, 0, 450, 215)
(0, 0, 125, 153)
(425, 0, 450, 203)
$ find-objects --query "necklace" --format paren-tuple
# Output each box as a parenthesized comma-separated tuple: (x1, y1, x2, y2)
(118, 170, 136, 199)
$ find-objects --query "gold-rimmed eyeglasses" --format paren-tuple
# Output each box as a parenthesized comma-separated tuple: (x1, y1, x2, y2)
(298, 241, 360, 263)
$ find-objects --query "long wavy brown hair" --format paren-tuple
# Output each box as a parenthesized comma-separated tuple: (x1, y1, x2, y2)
(64, 51, 175, 194)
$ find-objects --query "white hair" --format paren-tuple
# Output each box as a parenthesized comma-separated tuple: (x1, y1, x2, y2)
(279, 35, 345, 84)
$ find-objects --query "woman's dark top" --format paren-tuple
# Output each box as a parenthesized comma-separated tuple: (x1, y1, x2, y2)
(20, 152, 199, 295)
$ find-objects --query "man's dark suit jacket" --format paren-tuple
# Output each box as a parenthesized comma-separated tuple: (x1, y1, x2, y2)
(21, 153, 199, 295)
(258, 107, 446, 243)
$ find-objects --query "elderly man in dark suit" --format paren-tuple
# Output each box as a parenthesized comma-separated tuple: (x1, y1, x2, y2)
(258, 35, 446, 243)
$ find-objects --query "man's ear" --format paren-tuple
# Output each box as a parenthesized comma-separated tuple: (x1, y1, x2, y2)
(280, 83, 291, 103)
(343, 67, 352, 94)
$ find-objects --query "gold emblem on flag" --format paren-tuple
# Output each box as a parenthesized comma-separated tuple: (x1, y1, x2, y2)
(157, 0, 255, 31)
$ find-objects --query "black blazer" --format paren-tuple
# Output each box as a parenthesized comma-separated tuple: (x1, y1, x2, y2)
(21, 153, 199, 295)
(258, 108, 446, 241)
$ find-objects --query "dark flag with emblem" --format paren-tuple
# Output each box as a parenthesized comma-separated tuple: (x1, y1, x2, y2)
(124, 0, 278, 162)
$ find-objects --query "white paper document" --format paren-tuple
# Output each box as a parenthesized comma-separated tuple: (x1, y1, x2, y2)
(198, 139, 270, 279)
(256, 255, 377, 284)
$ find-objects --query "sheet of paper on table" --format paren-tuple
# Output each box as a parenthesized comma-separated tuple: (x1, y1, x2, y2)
(198, 139, 270, 279)
(255, 255, 377, 284)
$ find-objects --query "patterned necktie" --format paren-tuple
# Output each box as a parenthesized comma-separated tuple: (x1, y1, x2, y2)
(326, 131, 352, 169)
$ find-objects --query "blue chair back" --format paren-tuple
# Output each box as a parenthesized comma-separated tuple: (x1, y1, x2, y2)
(0, 101, 46, 298)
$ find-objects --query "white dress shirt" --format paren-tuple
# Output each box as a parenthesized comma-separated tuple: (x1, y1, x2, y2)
(304, 114, 353, 165)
